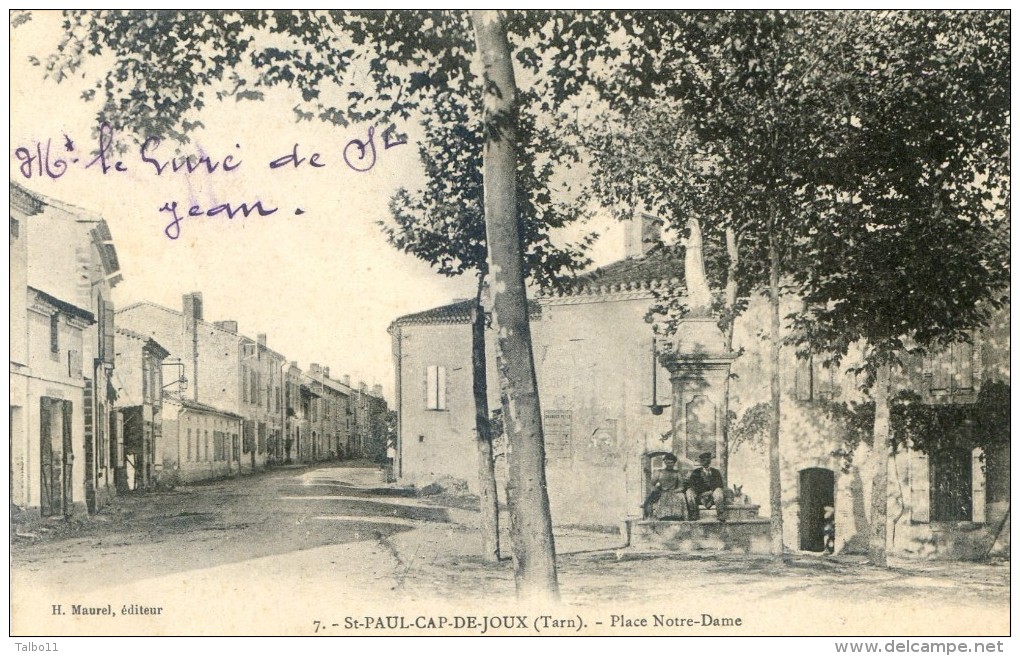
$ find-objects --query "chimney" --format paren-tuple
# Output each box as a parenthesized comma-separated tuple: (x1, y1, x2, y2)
(214, 320, 238, 334)
(372, 384, 383, 398)
(257, 333, 267, 348)
(359, 381, 367, 393)
(183, 292, 203, 322)
(323, 366, 330, 379)
(310, 363, 322, 376)
(624, 213, 662, 258)
(182, 292, 202, 401)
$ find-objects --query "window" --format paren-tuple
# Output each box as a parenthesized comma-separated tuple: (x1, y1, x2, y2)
(214, 431, 224, 461)
(426, 365, 446, 410)
(930, 447, 972, 522)
(910, 446, 985, 524)
(67, 350, 82, 378)
(795, 355, 840, 402)
(924, 340, 976, 394)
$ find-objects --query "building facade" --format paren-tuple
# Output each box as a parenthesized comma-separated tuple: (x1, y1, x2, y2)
(160, 395, 243, 483)
(116, 294, 286, 479)
(10, 182, 122, 516)
(304, 364, 353, 461)
(389, 219, 1010, 559)
(112, 328, 170, 490)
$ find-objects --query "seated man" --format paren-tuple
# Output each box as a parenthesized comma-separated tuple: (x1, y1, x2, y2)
(685, 451, 725, 520)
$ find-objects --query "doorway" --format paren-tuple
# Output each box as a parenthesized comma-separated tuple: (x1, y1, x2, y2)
(799, 467, 835, 552)
(40, 398, 73, 517)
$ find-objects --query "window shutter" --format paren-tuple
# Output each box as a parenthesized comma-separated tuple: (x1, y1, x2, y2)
(103, 301, 115, 365)
(954, 343, 974, 390)
(425, 365, 436, 409)
(909, 448, 930, 523)
(50, 314, 60, 355)
(795, 357, 811, 401)
(438, 365, 447, 410)
(971, 448, 985, 523)
(68, 350, 82, 378)
(931, 352, 951, 391)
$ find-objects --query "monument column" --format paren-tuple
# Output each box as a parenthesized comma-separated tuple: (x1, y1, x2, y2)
(660, 218, 736, 481)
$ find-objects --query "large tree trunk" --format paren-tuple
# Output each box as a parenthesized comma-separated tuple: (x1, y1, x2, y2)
(472, 275, 500, 563)
(868, 361, 892, 566)
(721, 227, 739, 484)
(767, 221, 785, 559)
(472, 9, 558, 602)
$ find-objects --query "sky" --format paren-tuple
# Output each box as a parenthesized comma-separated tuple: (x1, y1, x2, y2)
(9, 11, 628, 401)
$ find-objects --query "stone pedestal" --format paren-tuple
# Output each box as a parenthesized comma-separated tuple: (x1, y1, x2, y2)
(662, 317, 736, 478)
(626, 518, 771, 553)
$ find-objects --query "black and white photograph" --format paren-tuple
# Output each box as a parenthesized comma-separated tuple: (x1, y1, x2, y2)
(8, 9, 1011, 644)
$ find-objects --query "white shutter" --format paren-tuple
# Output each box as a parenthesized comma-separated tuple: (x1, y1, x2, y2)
(972, 448, 986, 523)
(425, 365, 436, 409)
(437, 365, 447, 410)
(909, 448, 930, 523)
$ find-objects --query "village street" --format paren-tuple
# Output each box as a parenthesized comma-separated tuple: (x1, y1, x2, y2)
(10, 462, 1010, 637)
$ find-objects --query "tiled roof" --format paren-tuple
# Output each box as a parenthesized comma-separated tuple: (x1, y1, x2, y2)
(164, 394, 243, 419)
(390, 251, 686, 329)
(391, 299, 476, 327)
(555, 247, 686, 297)
(389, 298, 543, 330)
(115, 326, 153, 342)
(115, 327, 170, 359)
(29, 286, 95, 323)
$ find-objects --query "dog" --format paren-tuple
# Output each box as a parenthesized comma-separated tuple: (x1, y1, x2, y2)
(723, 483, 749, 506)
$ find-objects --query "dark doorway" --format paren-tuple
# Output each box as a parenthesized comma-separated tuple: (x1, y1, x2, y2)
(799, 467, 835, 552)
(40, 398, 73, 517)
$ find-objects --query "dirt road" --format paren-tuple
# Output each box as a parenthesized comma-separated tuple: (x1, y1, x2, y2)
(10, 463, 1010, 636)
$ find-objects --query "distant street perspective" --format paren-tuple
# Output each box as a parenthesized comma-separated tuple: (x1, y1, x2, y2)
(11, 462, 1009, 635)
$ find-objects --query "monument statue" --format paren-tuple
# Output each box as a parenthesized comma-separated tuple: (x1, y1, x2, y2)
(683, 217, 713, 315)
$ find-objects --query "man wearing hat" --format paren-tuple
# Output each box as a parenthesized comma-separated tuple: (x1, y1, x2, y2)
(685, 451, 725, 520)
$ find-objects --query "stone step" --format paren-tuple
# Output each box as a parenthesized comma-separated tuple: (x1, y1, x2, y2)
(625, 518, 771, 554)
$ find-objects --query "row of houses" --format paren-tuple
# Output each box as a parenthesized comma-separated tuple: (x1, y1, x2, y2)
(10, 182, 391, 518)
(389, 214, 1010, 559)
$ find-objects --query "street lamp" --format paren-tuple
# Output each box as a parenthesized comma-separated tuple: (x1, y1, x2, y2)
(161, 359, 188, 391)
(646, 337, 671, 416)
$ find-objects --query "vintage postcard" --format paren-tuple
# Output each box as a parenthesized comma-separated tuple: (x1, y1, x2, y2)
(8, 9, 1011, 645)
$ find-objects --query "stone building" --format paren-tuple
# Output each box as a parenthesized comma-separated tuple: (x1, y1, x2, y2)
(388, 215, 1009, 559)
(303, 364, 354, 461)
(352, 382, 388, 461)
(117, 294, 286, 480)
(160, 395, 243, 483)
(112, 328, 170, 490)
(10, 182, 122, 516)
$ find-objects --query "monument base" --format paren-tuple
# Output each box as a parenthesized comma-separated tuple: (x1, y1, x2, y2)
(625, 517, 771, 554)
